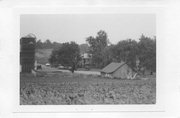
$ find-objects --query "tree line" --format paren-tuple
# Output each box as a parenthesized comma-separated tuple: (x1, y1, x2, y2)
(86, 30, 156, 73)
(49, 30, 156, 73)
(36, 39, 62, 49)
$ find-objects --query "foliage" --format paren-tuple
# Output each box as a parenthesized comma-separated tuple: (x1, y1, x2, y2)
(110, 35, 156, 73)
(86, 30, 110, 68)
(48, 49, 59, 66)
(36, 39, 62, 49)
(49, 42, 81, 73)
(35, 49, 53, 64)
(112, 39, 139, 71)
(86, 30, 156, 72)
(101, 45, 115, 67)
(37, 31, 156, 73)
(79, 44, 89, 54)
(138, 35, 156, 72)
(20, 72, 156, 105)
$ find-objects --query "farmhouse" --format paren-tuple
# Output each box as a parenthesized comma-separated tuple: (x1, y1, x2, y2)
(101, 62, 135, 79)
(80, 53, 92, 68)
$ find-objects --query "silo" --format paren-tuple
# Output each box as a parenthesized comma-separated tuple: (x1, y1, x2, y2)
(20, 34, 36, 73)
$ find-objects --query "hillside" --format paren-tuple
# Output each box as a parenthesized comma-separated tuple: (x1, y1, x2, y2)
(35, 49, 53, 64)
(35, 44, 89, 65)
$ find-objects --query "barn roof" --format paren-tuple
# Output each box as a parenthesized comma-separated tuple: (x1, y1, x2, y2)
(101, 62, 126, 74)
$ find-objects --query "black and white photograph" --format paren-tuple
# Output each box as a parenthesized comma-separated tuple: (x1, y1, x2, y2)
(20, 14, 156, 105)
(1, 0, 180, 117)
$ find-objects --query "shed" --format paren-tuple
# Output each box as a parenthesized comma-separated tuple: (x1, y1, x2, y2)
(101, 62, 135, 79)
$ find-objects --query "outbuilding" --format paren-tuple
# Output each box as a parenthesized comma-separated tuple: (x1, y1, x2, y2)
(101, 62, 135, 79)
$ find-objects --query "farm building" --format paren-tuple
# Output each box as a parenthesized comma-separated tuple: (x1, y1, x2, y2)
(20, 34, 36, 73)
(80, 53, 92, 68)
(101, 62, 135, 79)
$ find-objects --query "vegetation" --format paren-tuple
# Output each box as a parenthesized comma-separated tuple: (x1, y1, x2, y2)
(43, 30, 156, 74)
(21, 31, 156, 105)
(79, 44, 89, 54)
(112, 39, 139, 71)
(138, 35, 156, 72)
(86, 31, 156, 73)
(36, 39, 62, 49)
(86, 30, 110, 68)
(49, 42, 81, 73)
(20, 72, 156, 105)
(35, 49, 53, 64)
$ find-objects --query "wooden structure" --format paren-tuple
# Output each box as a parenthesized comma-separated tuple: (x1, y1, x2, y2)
(101, 62, 135, 79)
(20, 34, 36, 73)
(80, 53, 92, 69)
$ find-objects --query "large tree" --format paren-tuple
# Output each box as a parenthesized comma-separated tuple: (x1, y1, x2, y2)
(112, 39, 139, 71)
(49, 41, 81, 73)
(138, 34, 156, 72)
(79, 43, 89, 54)
(86, 30, 110, 68)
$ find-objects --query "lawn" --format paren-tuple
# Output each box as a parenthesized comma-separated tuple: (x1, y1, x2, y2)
(20, 72, 156, 105)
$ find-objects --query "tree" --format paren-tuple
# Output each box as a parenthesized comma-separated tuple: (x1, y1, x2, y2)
(138, 34, 156, 73)
(49, 41, 81, 73)
(52, 42, 62, 50)
(49, 49, 59, 66)
(86, 30, 109, 68)
(112, 39, 139, 71)
(44, 39, 52, 48)
(36, 39, 43, 49)
(101, 45, 115, 66)
(79, 44, 89, 54)
(36, 39, 62, 49)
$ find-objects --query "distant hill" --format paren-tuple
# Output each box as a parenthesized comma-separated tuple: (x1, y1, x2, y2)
(35, 43, 89, 64)
(36, 39, 62, 49)
(35, 49, 53, 64)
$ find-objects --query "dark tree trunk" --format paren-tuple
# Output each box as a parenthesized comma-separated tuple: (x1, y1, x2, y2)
(71, 64, 75, 73)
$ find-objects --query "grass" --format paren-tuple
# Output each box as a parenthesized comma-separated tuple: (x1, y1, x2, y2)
(20, 72, 156, 105)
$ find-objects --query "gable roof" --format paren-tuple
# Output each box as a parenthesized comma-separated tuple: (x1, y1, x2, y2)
(101, 62, 126, 74)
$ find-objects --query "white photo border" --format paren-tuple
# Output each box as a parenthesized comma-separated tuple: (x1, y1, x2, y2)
(13, 6, 166, 113)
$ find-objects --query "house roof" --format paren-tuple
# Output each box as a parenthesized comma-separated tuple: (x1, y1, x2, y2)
(101, 62, 126, 74)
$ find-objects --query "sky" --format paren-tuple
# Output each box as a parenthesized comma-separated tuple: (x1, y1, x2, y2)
(20, 14, 156, 44)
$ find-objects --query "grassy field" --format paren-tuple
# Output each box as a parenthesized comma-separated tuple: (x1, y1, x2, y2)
(20, 72, 156, 105)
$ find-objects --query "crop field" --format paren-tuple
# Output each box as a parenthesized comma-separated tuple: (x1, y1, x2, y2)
(20, 72, 156, 105)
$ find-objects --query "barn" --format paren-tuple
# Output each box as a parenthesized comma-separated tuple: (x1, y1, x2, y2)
(101, 62, 135, 79)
